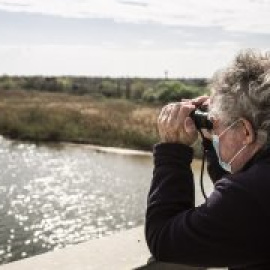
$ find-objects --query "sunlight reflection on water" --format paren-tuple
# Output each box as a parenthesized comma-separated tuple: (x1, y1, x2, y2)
(0, 137, 213, 264)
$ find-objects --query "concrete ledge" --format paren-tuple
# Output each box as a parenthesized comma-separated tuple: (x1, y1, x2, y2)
(0, 226, 217, 270)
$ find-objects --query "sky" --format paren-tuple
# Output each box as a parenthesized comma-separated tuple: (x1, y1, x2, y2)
(0, 0, 269, 78)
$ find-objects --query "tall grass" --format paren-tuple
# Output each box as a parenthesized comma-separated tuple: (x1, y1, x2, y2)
(0, 90, 160, 150)
(0, 90, 203, 156)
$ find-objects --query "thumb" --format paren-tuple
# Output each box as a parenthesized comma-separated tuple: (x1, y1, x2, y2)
(185, 117, 197, 134)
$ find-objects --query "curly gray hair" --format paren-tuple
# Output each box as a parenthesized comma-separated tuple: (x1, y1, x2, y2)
(209, 49, 270, 145)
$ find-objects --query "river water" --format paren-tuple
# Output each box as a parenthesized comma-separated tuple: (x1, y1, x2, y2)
(0, 137, 214, 264)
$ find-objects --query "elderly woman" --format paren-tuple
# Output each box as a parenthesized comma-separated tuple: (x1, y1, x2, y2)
(145, 50, 270, 270)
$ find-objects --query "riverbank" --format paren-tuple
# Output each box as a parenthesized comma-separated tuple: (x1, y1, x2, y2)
(0, 90, 203, 157)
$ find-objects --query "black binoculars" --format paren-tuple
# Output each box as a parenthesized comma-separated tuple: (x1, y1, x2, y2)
(190, 108, 213, 130)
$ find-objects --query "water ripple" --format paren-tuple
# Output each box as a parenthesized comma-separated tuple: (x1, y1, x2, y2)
(0, 138, 155, 264)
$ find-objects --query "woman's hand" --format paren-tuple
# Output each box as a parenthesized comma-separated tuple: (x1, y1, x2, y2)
(157, 101, 198, 146)
(184, 96, 213, 140)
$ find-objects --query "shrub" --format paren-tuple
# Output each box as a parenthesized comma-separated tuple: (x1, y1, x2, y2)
(142, 81, 207, 104)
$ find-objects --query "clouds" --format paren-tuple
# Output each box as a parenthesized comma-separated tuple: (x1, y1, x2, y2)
(0, 0, 270, 34)
(118, 0, 149, 7)
(0, 0, 269, 77)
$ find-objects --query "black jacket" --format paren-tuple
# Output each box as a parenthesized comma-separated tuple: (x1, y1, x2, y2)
(145, 141, 270, 270)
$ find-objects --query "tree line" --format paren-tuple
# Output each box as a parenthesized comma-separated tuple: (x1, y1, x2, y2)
(0, 75, 209, 103)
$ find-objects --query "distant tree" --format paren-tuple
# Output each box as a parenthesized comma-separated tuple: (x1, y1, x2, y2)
(125, 79, 131, 99)
(130, 80, 145, 100)
(142, 88, 158, 103)
(116, 79, 121, 97)
(142, 81, 207, 104)
(55, 77, 72, 92)
(0, 75, 17, 90)
(0, 75, 208, 100)
(155, 81, 193, 102)
(100, 80, 119, 97)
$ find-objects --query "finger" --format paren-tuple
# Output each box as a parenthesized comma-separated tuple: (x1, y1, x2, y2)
(160, 102, 177, 115)
(167, 103, 181, 123)
(160, 102, 179, 122)
(159, 104, 169, 116)
(190, 95, 209, 106)
(158, 104, 170, 123)
(177, 103, 196, 126)
(202, 98, 210, 107)
(185, 117, 197, 134)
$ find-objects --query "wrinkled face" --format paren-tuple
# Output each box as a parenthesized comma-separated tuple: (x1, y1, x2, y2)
(208, 90, 263, 172)
(208, 95, 247, 169)
(212, 120, 244, 165)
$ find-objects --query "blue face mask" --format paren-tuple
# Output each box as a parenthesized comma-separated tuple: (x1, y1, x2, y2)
(212, 120, 247, 173)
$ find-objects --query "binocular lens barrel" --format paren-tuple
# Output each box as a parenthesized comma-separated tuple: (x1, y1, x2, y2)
(190, 110, 213, 130)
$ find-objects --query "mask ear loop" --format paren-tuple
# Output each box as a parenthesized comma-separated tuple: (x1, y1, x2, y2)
(198, 120, 233, 201)
(199, 119, 246, 200)
(228, 144, 248, 166)
(218, 119, 242, 139)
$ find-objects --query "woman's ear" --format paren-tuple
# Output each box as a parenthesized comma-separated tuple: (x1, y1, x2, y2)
(241, 119, 255, 144)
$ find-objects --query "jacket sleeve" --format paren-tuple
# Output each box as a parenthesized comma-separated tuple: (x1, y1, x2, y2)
(145, 143, 267, 268)
(202, 138, 229, 183)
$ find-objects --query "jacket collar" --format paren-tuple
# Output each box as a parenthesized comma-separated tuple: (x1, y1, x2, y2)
(241, 144, 270, 171)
